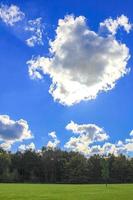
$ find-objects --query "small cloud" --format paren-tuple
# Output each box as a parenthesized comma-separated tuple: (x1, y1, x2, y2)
(48, 131, 57, 139)
(47, 131, 60, 149)
(130, 130, 133, 136)
(0, 141, 13, 151)
(100, 15, 132, 35)
(0, 115, 33, 150)
(65, 121, 108, 156)
(0, 4, 25, 26)
(25, 18, 44, 47)
(18, 142, 36, 152)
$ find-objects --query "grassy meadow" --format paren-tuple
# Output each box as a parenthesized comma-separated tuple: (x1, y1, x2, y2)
(0, 184, 132, 200)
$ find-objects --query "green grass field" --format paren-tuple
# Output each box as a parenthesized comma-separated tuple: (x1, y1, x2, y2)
(0, 184, 132, 200)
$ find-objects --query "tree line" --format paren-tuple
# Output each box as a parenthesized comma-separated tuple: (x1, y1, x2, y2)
(0, 147, 133, 183)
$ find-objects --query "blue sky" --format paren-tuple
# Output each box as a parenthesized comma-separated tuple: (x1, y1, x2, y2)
(0, 0, 133, 156)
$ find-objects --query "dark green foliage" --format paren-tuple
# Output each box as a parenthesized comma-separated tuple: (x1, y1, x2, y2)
(0, 147, 133, 183)
(101, 158, 109, 186)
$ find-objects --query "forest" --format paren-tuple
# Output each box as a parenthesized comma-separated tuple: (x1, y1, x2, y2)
(0, 147, 133, 183)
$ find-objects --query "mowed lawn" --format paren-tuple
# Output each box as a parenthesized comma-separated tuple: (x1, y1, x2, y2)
(0, 184, 133, 200)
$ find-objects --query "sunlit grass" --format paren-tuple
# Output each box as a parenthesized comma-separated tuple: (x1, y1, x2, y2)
(0, 184, 132, 200)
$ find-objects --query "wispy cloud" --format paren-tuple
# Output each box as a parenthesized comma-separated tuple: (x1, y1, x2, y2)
(0, 4, 45, 47)
(0, 4, 25, 26)
(25, 17, 44, 47)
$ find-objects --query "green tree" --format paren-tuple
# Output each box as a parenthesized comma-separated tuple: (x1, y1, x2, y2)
(87, 155, 102, 183)
(101, 158, 109, 187)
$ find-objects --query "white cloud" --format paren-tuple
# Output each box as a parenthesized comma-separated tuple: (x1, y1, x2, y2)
(0, 115, 33, 150)
(0, 5, 44, 47)
(130, 130, 133, 136)
(25, 18, 44, 47)
(125, 142, 133, 152)
(65, 136, 91, 155)
(65, 121, 108, 155)
(47, 131, 60, 149)
(89, 141, 127, 156)
(100, 15, 132, 35)
(0, 4, 25, 26)
(27, 15, 130, 106)
(18, 142, 36, 152)
(49, 131, 57, 138)
(124, 132, 133, 152)
(66, 121, 109, 141)
(65, 121, 133, 156)
(65, 136, 127, 157)
(0, 141, 13, 151)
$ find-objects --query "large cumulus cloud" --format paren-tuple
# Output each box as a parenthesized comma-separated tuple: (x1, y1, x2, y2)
(28, 15, 131, 106)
